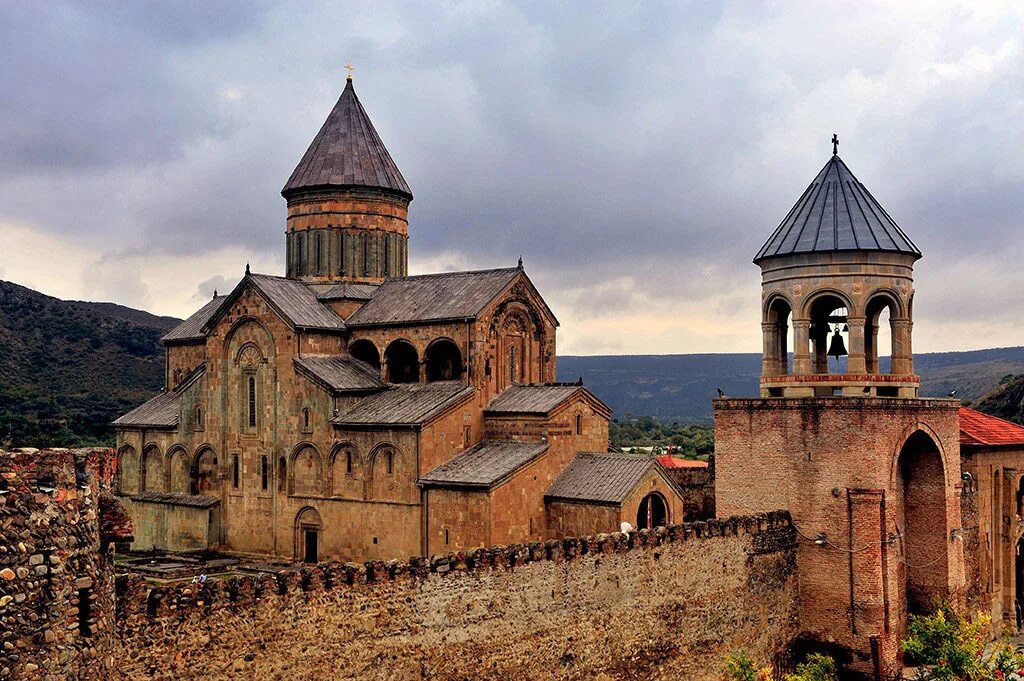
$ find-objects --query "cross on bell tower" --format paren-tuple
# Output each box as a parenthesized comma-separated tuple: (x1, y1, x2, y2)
(832, 133, 839, 156)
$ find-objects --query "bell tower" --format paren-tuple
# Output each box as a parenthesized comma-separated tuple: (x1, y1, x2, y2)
(755, 141, 920, 398)
(282, 73, 412, 285)
(714, 139, 964, 678)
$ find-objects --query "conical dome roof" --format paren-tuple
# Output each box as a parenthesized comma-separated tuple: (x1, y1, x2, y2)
(753, 154, 920, 264)
(282, 79, 412, 200)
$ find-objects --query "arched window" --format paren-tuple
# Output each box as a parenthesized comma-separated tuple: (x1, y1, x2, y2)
(637, 492, 668, 530)
(195, 406, 203, 431)
(302, 407, 311, 431)
(425, 339, 463, 381)
(297, 232, 307, 276)
(350, 339, 381, 371)
(807, 294, 850, 375)
(385, 340, 419, 383)
(248, 376, 257, 428)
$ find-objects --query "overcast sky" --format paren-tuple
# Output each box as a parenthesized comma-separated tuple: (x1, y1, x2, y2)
(1, 1, 1023, 355)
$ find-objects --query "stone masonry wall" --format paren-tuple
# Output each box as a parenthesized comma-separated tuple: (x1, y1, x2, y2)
(113, 512, 799, 680)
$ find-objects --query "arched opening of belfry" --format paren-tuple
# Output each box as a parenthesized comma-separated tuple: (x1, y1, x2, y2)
(896, 431, 948, 617)
(384, 340, 419, 383)
(425, 339, 463, 382)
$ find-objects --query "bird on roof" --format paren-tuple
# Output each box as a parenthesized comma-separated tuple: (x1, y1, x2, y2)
(949, 390, 958, 398)
(716, 388, 725, 398)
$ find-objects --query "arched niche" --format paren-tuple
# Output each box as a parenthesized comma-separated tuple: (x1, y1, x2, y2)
(425, 338, 463, 382)
(192, 447, 219, 496)
(896, 430, 948, 616)
(384, 340, 419, 384)
(141, 445, 164, 493)
(350, 339, 380, 371)
(167, 446, 190, 494)
(329, 443, 362, 499)
(117, 445, 138, 494)
(291, 445, 324, 497)
(369, 443, 404, 501)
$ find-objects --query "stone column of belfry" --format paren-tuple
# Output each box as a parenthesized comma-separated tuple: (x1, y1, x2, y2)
(792, 319, 811, 377)
(845, 316, 867, 376)
(762, 321, 779, 376)
(891, 319, 914, 376)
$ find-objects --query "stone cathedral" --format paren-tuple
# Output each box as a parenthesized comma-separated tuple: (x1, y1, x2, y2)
(111, 76, 687, 564)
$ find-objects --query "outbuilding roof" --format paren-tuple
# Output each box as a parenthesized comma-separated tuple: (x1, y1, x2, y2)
(656, 455, 709, 469)
(485, 383, 607, 416)
(419, 440, 550, 489)
(162, 295, 229, 343)
(753, 154, 921, 264)
(332, 382, 474, 428)
(112, 390, 180, 429)
(345, 267, 527, 327)
(545, 452, 668, 505)
(282, 79, 412, 200)
(131, 491, 220, 509)
(959, 406, 1024, 447)
(294, 355, 385, 394)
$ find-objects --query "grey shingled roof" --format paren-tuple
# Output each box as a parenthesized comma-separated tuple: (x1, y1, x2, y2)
(545, 453, 660, 505)
(485, 384, 586, 415)
(282, 79, 412, 199)
(346, 267, 522, 327)
(246, 274, 346, 331)
(312, 282, 379, 301)
(419, 440, 550, 489)
(332, 382, 474, 427)
(163, 295, 229, 343)
(131, 491, 220, 508)
(753, 154, 921, 264)
(112, 391, 180, 429)
(294, 355, 385, 393)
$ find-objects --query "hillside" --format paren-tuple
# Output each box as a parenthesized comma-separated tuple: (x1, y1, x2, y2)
(559, 347, 1024, 423)
(0, 281, 178, 447)
(973, 374, 1024, 424)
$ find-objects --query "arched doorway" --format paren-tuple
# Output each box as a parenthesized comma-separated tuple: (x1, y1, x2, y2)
(897, 431, 948, 615)
(295, 507, 322, 564)
(637, 492, 668, 530)
(425, 339, 463, 381)
(385, 340, 419, 383)
(350, 339, 380, 371)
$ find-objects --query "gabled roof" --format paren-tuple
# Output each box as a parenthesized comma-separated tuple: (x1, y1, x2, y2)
(163, 295, 229, 343)
(203, 272, 346, 335)
(282, 79, 412, 200)
(294, 355, 385, 394)
(485, 383, 608, 416)
(960, 406, 1024, 448)
(112, 390, 180, 429)
(545, 452, 672, 505)
(346, 267, 550, 327)
(311, 282, 379, 302)
(332, 382, 474, 428)
(753, 154, 921, 264)
(419, 440, 550, 489)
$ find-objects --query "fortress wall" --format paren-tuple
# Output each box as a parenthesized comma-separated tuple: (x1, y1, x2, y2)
(112, 512, 799, 680)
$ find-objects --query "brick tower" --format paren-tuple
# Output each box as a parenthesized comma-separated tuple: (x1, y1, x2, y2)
(715, 141, 965, 678)
(282, 74, 412, 285)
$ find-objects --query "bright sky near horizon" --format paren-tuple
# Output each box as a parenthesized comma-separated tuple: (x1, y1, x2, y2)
(2, 1, 1023, 355)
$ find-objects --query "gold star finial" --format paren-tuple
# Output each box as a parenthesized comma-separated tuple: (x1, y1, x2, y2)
(345, 62, 354, 81)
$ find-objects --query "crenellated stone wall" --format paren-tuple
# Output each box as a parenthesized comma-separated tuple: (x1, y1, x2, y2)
(111, 512, 799, 680)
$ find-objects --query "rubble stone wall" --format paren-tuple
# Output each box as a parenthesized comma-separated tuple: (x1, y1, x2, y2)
(112, 512, 799, 680)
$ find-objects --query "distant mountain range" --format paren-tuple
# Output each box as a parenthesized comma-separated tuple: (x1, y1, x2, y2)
(2, 278, 1023, 445)
(559, 347, 1024, 423)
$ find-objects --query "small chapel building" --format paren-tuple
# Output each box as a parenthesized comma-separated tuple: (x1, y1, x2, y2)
(112, 75, 685, 563)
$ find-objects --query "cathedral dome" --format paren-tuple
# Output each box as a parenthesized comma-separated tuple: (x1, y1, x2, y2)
(753, 153, 919, 264)
(282, 78, 412, 200)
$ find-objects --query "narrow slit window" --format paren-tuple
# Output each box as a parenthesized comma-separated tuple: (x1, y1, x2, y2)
(315, 232, 323, 274)
(77, 586, 92, 636)
(575, 413, 583, 435)
(363, 236, 371, 276)
(278, 457, 286, 492)
(261, 455, 268, 491)
(232, 454, 240, 489)
(248, 376, 257, 428)
(444, 528, 449, 545)
(345, 451, 353, 475)
(302, 407, 310, 430)
(386, 451, 393, 475)
(509, 346, 516, 384)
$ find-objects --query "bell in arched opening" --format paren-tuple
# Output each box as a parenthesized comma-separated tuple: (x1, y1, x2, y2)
(828, 326, 848, 358)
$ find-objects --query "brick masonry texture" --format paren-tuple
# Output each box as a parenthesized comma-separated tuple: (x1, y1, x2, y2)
(111, 512, 798, 680)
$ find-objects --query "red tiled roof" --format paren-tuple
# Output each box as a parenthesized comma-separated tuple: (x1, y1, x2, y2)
(959, 407, 1024, 447)
(656, 455, 708, 469)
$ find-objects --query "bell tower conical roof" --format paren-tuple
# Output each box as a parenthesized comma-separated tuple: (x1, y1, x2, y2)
(282, 78, 412, 200)
(753, 153, 920, 264)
